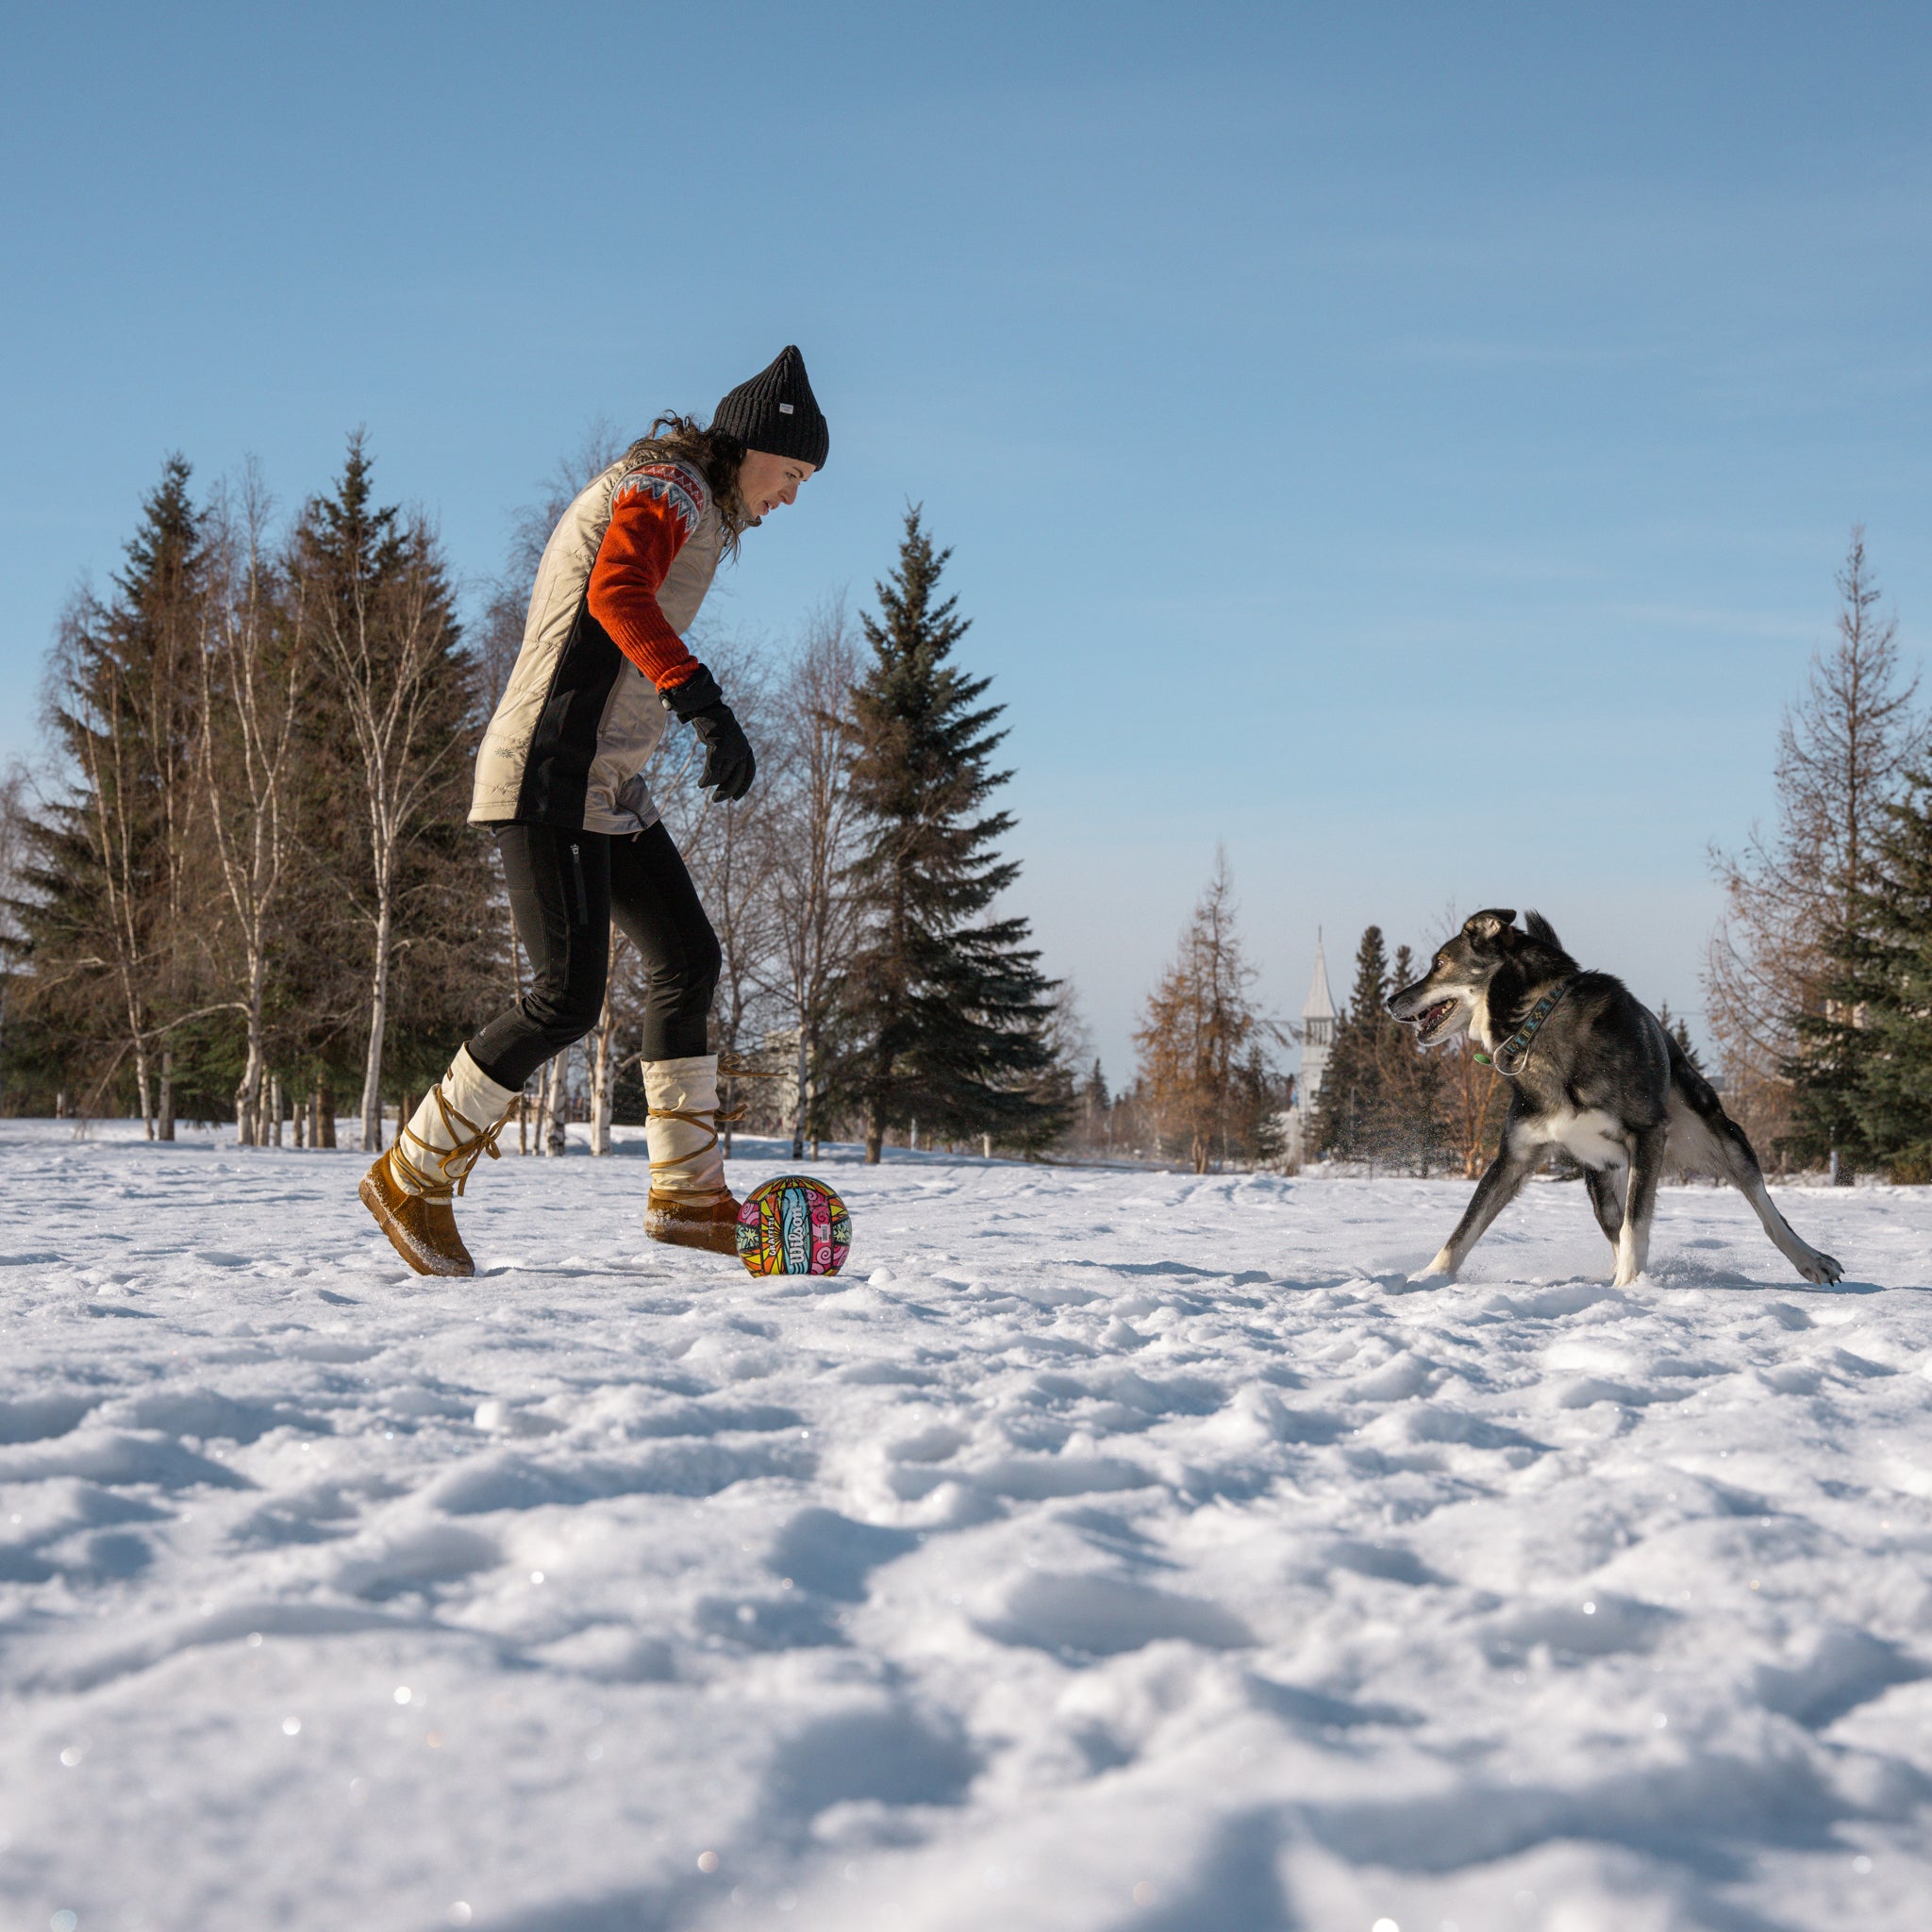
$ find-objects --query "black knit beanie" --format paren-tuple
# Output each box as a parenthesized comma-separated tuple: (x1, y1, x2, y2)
(711, 345, 828, 470)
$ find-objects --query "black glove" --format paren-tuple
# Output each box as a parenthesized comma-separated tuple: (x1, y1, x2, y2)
(661, 663, 756, 803)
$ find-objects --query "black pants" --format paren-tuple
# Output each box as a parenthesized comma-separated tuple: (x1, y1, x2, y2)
(465, 822, 721, 1091)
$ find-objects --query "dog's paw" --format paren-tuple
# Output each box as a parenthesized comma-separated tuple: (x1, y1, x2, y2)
(1410, 1249, 1458, 1285)
(1800, 1250, 1844, 1287)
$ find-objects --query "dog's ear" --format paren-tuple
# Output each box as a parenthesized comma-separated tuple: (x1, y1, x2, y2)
(1524, 910, 1563, 951)
(1463, 908, 1517, 948)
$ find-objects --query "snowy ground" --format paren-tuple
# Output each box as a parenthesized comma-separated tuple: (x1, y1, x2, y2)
(2, 1122, 1930, 1932)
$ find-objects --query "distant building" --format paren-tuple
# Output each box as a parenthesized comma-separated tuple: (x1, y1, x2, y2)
(1286, 933, 1337, 1167)
(758, 1025, 803, 1128)
(1299, 931, 1337, 1114)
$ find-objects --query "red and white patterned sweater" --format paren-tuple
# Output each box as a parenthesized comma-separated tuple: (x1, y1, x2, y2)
(584, 461, 708, 692)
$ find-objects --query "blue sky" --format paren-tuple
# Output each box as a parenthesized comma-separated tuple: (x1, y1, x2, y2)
(4, 2, 1928, 1085)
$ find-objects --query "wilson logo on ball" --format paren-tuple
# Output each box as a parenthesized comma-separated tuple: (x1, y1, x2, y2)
(736, 1175, 851, 1277)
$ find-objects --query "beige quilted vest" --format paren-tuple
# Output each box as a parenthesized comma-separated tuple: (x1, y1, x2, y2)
(469, 447, 724, 833)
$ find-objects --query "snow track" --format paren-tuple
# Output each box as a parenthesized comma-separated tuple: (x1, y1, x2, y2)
(1, 1123, 1929, 1931)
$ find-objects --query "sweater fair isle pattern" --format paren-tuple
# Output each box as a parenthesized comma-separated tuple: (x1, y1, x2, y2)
(584, 460, 707, 691)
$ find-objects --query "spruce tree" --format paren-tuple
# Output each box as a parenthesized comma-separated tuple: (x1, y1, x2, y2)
(1313, 924, 1390, 1164)
(1079, 1058, 1109, 1152)
(17, 456, 205, 1128)
(838, 509, 1058, 1162)
(1792, 771, 1932, 1177)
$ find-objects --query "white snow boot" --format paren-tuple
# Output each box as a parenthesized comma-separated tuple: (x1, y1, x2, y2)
(644, 1055, 741, 1257)
(360, 1046, 517, 1277)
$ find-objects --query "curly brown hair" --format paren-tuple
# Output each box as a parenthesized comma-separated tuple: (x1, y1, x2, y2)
(624, 412, 750, 558)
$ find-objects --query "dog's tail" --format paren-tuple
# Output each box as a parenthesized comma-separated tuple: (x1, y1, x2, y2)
(1666, 1029, 1772, 1182)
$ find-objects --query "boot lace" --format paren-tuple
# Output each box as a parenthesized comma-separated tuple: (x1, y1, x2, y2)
(392, 1091, 510, 1201)
(647, 1105, 744, 1206)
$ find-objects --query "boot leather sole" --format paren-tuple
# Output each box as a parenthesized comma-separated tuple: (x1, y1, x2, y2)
(359, 1168, 475, 1278)
(645, 1192, 742, 1257)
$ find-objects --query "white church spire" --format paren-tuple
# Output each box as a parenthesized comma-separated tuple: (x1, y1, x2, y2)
(1302, 931, 1336, 1026)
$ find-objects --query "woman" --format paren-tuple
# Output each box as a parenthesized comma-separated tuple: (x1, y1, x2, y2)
(360, 346, 826, 1276)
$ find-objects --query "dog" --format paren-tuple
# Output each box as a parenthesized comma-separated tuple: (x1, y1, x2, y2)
(1387, 908, 1842, 1288)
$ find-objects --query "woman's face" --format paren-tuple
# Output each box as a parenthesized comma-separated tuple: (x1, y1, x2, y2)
(737, 448, 815, 521)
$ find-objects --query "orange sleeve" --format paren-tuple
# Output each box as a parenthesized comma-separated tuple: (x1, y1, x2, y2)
(585, 465, 705, 691)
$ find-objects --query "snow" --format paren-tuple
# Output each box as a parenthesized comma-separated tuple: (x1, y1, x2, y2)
(2, 1119, 1930, 1932)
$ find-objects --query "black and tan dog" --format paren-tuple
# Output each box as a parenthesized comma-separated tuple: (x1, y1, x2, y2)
(1388, 909, 1842, 1287)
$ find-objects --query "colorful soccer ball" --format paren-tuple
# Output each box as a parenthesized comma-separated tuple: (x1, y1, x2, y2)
(737, 1174, 852, 1277)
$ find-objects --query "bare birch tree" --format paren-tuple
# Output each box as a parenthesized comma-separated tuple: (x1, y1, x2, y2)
(295, 439, 470, 1151)
(756, 604, 863, 1157)
(197, 467, 307, 1146)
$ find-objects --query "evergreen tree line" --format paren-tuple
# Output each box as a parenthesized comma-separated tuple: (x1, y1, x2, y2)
(1310, 926, 1467, 1174)
(7, 442, 488, 1143)
(2, 448, 1071, 1162)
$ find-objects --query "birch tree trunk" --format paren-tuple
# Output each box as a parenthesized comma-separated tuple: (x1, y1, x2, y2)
(590, 995, 615, 1156)
(236, 1031, 262, 1146)
(127, 986, 154, 1134)
(358, 898, 391, 1151)
(792, 1023, 809, 1161)
(544, 1052, 568, 1156)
